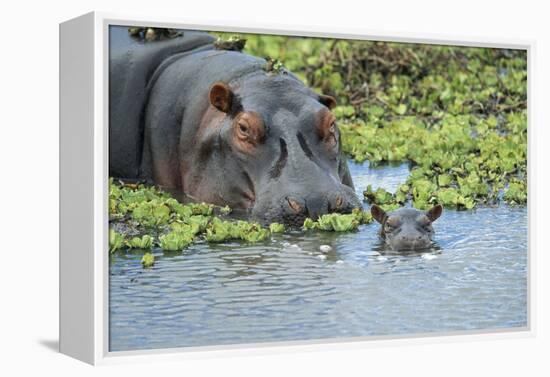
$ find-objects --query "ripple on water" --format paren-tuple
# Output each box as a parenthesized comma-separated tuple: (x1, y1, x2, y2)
(109, 160, 527, 351)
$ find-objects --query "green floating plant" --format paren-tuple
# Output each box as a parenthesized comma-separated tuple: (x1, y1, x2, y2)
(205, 218, 235, 243)
(238, 222, 270, 243)
(109, 229, 125, 253)
(319, 213, 360, 232)
(302, 209, 372, 232)
(503, 179, 527, 205)
(159, 231, 194, 251)
(141, 253, 155, 268)
(269, 223, 285, 233)
(363, 184, 408, 212)
(131, 200, 171, 227)
(126, 235, 154, 250)
(109, 179, 287, 253)
(436, 188, 476, 210)
(205, 219, 270, 243)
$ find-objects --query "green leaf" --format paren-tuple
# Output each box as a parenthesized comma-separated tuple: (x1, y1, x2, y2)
(141, 253, 155, 268)
(126, 235, 154, 250)
(109, 229, 125, 253)
(159, 231, 194, 251)
(269, 223, 285, 233)
(394, 103, 407, 115)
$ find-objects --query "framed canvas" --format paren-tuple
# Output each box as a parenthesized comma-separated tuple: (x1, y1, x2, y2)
(59, 11, 534, 365)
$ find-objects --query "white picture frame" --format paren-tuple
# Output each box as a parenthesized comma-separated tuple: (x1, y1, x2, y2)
(59, 11, 535, 365)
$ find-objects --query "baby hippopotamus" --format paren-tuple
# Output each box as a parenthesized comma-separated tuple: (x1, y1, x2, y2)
(371, 204, 443, 251)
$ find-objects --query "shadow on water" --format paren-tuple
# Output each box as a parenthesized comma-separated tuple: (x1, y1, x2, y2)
(108, 159, 528, 351)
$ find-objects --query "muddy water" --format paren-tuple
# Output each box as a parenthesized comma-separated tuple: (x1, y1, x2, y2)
(109, 160, 527, 351)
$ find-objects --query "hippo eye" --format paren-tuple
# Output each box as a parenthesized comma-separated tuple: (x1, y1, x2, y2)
(233, 112, 265, 149)
(238, 122, 249, 135)
(324, 122, 338, 147)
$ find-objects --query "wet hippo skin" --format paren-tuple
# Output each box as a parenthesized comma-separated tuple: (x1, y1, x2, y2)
(109, 27, 361, 225)
(371, 204, 443, 251)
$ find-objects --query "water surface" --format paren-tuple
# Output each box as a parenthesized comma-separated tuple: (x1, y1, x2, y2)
(109, 160, 527, 351)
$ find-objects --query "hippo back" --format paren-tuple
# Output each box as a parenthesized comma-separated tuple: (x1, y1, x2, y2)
(109, 25, 215, 178)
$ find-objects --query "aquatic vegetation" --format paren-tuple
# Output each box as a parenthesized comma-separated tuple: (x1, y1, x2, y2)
(205, 218, 235, 243)
(205, 218, 270, 243)
(220, 205, 232, 215)
(269, 223, 285, 233)
(126, 235, 154, 250)
(503, 179, 528, 205)
(305, 213, 358, 232)
(320, 213, 360, 232)
(110, 180, 277, 253)
(170, 219, 201, 236)
(159, 231, 194, 251)
(141, 253, 155, 268)
(237, 222, 270, 243)
(188, 202, 214, 216)
(363, 184, 406, 212)
(342, 110, 526, 209)
(436, 188, 476, 210)
(109, 229, 125, 253)
(132, 200, 171, 227)
(303, 209, 372, 232)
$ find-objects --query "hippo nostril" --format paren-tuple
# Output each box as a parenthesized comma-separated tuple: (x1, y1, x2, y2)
(286, 196, 303, 213)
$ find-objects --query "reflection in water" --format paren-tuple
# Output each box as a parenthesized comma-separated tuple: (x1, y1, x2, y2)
(109, 160, 527, 351)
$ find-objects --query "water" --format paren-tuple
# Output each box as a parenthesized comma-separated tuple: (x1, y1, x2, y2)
(109, 160, 528, 351)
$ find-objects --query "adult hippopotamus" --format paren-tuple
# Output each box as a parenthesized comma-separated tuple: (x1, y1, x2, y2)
(370, 204, 443, 251)
(109, 26, 361, 225)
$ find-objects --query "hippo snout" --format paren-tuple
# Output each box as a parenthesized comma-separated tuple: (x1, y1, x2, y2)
(285, 192, 353, 219)
(253, 188, 361, 227)
(388, 233, 432, 251)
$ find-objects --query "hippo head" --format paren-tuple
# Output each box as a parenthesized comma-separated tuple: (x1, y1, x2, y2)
(189, 73, 361, 226)
(371, 204, 443, 251)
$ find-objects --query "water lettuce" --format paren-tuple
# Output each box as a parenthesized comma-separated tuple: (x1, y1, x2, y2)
(302, 209, 371, 232)
(159, 231, 194, 251)
(132, 200, 171, 226)
(126, 235, 154, 250)
(205, 219, 234, 243)
(205, 219, 270, 243)
(504, 179, 527, 205)
(141, 253, 155, 268)
(269, 223, 285, 233)
(109, 229, 125, 253)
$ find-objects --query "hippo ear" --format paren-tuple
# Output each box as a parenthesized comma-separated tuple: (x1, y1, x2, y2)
(209, 82, 234, 113)
(319, 94, 337, 110)
(426, 204, 443, 222)
(371, 204, 387, 224)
